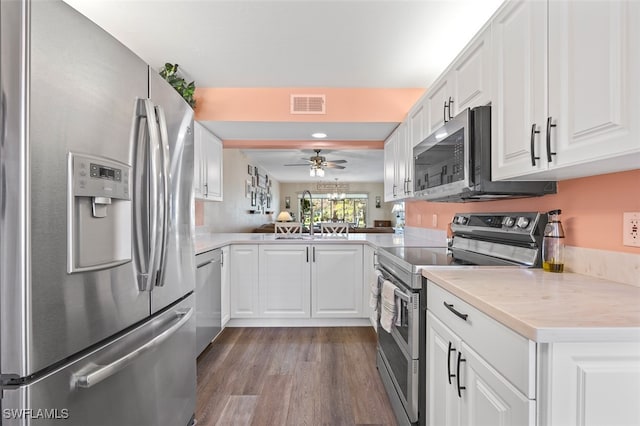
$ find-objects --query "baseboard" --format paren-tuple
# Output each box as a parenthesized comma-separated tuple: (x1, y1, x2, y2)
(226, 318, 372, 327)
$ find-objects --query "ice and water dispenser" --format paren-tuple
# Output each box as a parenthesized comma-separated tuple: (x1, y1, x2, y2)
(67, 153, 132, 273)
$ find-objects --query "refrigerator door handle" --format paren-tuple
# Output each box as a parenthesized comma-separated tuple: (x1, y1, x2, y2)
(73, 307, 193, 389)
(133, 98, 163, 291)
(154, 105, 171, 287)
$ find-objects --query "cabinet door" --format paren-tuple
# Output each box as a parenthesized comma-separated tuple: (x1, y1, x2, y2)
(451, 26, 492, 114)
(193, 122, 205, 199)
(491, 0, 547, 180)
(426, 76, 450, 136)
(383, 135, 397, 201)
(541, 342, 640, 426)
(202, 128, 223, 201)
(395, 123, 408, 198)
(460, 342, 534, 426)
(408, 98, 427, 147)
(311, 244, 363, 318)
(221, 246, 230, 327)
(258, 245, 310, 318)
(229, 245, 259, 317)
(363, 245, 377, 323)
(427, 312, 462, 426)
(547, 0, 640, 175)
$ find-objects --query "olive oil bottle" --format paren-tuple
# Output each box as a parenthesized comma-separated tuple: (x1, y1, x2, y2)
(542, 209, 565, 273)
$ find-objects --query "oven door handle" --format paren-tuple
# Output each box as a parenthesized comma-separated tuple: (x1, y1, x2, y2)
(394, 287, 411, 302)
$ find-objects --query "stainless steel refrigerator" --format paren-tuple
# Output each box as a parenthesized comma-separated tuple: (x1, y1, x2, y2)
(1, 1, 197, 425)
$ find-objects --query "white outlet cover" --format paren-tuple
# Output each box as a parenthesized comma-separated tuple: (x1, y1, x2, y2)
(623, 212, 640, 247)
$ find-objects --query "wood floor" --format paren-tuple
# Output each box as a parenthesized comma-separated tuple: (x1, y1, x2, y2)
(196, 327, 398, 426)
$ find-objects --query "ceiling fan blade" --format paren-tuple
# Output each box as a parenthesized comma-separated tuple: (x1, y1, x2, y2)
(327, 159, 347, 164)
(325, 164, 346, 169)
(284, 163, 312, 167)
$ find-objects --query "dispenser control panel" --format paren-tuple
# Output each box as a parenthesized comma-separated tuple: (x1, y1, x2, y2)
(71, 153, 131, 200)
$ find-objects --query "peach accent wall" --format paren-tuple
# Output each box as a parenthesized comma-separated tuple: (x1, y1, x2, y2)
(194, 88, 424, 123)
(222, 140, 384, 149)
(195, 200, 204, 227)
(406, 169, 640, 254)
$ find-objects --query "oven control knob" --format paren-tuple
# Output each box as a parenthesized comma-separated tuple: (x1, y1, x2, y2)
(503, 216, 515, 227)
(516, 217, 531, 229)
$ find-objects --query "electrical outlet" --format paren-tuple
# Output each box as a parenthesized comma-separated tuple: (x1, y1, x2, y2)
(432, 214, 438, 227)
(623, 212, 640, 247)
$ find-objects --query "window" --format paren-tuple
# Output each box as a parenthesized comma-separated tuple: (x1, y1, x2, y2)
(298, 193, 368, 227)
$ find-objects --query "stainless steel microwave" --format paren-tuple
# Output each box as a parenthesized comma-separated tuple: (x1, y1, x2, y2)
(413, 106, 556, 202)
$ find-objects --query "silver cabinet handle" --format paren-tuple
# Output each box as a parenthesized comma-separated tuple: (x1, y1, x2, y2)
(154, 105, 171, 287)
(74, 308, 193, 389)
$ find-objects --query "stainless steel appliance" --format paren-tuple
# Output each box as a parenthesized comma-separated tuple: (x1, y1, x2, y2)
(196, 249, 223, 356)
(375, 212, 547, 425)
(1, 1, 196, 425)
(413, 106, 557, 202)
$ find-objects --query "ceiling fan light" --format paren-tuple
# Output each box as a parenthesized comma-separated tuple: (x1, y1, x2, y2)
(311, 132, 327, 139)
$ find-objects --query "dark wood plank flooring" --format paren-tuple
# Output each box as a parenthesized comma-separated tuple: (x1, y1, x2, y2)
(196, 327, 398, 426)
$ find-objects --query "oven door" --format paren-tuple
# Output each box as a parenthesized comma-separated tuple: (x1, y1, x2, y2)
(378, 323, 419, 423)
(413, 107, 471, 200)
(376, 270, 420, 423)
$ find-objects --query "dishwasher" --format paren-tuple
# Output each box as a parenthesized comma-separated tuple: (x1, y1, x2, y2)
(195, 248, 222, 356)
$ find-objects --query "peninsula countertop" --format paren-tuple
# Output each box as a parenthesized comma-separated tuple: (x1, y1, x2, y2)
(423, 268, 640, 343)
(195, 231, 445, 255)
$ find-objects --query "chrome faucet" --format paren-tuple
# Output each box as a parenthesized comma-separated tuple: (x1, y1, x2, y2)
(301, 190, 314, 236)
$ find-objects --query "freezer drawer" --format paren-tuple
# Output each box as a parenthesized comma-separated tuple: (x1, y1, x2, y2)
(1, 295, 196, 426)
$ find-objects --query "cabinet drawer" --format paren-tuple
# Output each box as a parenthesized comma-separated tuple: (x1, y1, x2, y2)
(427, 281, 535, 398)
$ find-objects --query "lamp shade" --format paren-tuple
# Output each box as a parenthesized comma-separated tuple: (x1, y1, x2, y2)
(276, 211, 293, 222)
(391, 202, 405, 213)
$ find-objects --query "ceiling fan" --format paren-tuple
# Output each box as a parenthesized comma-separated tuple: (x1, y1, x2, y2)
(284, 149, 347, 170)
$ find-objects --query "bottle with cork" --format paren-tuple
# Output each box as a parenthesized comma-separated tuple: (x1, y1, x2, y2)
(542, 209, 565, 272)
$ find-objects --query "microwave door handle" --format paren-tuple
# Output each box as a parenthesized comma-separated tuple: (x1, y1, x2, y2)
(153, 105, 171, 287)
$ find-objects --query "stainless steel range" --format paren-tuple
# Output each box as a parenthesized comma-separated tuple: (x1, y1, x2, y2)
(375, 212, 547, 426)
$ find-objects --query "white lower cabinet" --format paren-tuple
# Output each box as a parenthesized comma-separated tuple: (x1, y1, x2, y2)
(258, 244, 310, 318)
(229, 245, 259, 317)
(311, 244, 363, 318)
(220, 245, 230, 327)
(427, 280, 640, 426)
(538, 342, 640, 426)
(427, 282, 535, 426)
(427, 312, 532, 426)
(228, 243, 365, 320)
(363, 244, 377, 325)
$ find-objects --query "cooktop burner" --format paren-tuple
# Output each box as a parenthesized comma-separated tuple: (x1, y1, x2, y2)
(380, 246, 456, 267)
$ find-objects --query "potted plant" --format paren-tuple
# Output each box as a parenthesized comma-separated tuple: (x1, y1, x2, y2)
(159, 63, 196, 108)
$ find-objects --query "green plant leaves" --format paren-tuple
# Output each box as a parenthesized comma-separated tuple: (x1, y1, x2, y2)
(159, 63, 196, 108)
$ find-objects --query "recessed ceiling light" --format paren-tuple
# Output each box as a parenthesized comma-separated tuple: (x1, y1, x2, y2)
(311, 132, 327, 139)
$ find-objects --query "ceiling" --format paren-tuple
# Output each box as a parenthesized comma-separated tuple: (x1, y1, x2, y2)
(63, 0, 504, 182)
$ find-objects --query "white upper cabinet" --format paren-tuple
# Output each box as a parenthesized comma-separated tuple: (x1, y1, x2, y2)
(383, 133, 396, 202)
(492, 0, 640, 181)
(194, 121, 223, 201)
(425, 25, 493, 137)
(383, 123, 413, 201)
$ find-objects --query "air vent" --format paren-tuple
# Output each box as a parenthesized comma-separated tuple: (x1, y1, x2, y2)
(290, 94, 326, 114)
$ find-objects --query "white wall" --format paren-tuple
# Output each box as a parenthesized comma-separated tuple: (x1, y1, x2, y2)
(203, 149, 280, 232)
(279, 182, 395, 227)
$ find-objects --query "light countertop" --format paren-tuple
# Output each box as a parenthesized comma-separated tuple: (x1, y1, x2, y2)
(422, 268, 640, 343)
(195, 231, 445, 254)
